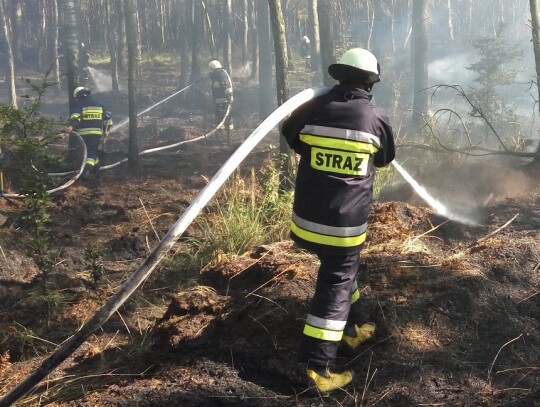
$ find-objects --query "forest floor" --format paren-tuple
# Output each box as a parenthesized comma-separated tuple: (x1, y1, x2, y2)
(0, 61, 539, 406)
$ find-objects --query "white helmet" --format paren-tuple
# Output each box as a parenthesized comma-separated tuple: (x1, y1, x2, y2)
(302, 36, 310, 44)
(209, 60, 222, 70)
(73, 86, 90, 98)
(328, 48, 380, 84)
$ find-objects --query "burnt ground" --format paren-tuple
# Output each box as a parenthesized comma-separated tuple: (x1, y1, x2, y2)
(0, 64, 539, 407)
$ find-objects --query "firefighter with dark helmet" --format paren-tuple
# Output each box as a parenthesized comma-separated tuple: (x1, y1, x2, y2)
(208, 60, 234, 136)
(281, 48, 395, 392)
(67, 86, 113, 179)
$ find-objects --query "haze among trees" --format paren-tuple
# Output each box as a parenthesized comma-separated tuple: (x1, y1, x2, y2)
(0, 0, 539, 168)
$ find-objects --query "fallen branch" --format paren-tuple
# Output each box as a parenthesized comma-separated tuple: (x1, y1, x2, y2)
(488, 334, 524, 383)
(464, 213, 519, 253)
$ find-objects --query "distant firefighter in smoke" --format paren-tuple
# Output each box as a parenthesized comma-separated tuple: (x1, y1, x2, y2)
(67, 86, 113, 180)
(208, 60, 234, 138)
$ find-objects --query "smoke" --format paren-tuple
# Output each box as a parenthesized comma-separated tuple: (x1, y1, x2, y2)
(88, 67, 114, 93)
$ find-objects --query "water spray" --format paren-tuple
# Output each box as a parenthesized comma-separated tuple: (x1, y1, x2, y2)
(0, 86, 329, 407)
(113, 82, 196, 131)
(391, 161, 478, 225)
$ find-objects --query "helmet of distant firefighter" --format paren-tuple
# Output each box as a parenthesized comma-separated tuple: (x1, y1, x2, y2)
(208, 60, 222, 70)
(73, 86, 90, 98)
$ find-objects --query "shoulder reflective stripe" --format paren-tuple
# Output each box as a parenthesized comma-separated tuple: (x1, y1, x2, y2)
(303, 324, 343, 341)
(300, 134, 378, 154)
(82, 106, 103, 112)
(85, 158, 97, 166)
(291, 221, 366, 247)
(306, 314, 347, 330)
(291, 220, 367, 247)
(70, 113, 81, 119)
(302, 125, 381, 147)
(351, 289, 360, 304)
(293, 213, 367, 237)
(311, 148, 370, 176)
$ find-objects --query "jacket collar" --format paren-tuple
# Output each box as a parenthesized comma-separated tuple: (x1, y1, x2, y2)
(332, 84, 372, 101)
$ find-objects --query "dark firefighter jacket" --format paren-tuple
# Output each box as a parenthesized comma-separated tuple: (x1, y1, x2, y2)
(70, 95, 113, 137)
(281, 85, 395, 255)
(210, 68, 233, 104)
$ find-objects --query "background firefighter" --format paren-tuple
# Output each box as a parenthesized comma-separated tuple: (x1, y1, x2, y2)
(208, 60, 234, 136)
(281, 48, 396, 393)
(67, 86, 113, 179)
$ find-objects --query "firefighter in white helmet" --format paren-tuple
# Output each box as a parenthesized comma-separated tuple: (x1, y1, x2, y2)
(300, 35, 311, 69)
(208, 60, 234, 136)
(281, 48, 395, 392)
(67, 86, 113, 179)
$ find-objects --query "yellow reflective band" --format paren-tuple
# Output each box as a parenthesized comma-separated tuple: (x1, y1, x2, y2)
(303, 324, 343, 341)
(70, 113, 81, 120)
(311, 147, 369, 176)
(78, 128, 103, 135)
(351, 289, 360, 304)
(82, 107, 103, 113)
(302, 125, 381, 147)
(300, 134, 379, 154)
(291, 220, 367, 247)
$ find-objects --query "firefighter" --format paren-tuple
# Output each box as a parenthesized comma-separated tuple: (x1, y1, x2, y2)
(67, 86, 113, 179)
(208, 60, 234, 136)
(281, 48, 395, 392)
(300, 35, 311, 69)
(79, 42, 91, 85)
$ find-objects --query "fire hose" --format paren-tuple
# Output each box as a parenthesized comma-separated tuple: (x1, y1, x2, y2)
(0, 86, 329, 407)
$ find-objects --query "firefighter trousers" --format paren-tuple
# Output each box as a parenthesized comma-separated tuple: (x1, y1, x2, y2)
(298, 251, 364, 368)
(81, 134, 102, 170)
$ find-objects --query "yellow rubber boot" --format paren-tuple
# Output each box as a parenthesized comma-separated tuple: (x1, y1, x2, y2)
(306, 367, 354, 392)
(341, 322, 376, 350)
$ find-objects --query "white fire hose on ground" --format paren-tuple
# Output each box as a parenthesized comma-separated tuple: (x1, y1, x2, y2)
(1, 133, 87, 199)
(0, 86, 329, 406)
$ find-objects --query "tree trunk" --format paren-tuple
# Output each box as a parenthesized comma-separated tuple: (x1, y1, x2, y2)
(61, 0, 79, 113)
(249, 0, 258, 79)
(411, 0, 428, 130)
(268, 0, 289, 105)
(268, 0, 292, 189)
(307, 0, 320, 73)
(0, 0, 17, 108)
(241, 0, 249, 67)
(530, 0, 540, 163)
(447, 0, 454, 42)
(317, 0, 335, 86)
(223, 0, 232, 75)
(257, 1, 273, 119)
(178, 0, 190, 88)
(106, 0, 119, 92)
(48, 0, 61, 90)
(115, 0, 126, 73)
(9, 0, 23, 65)
(124, 0, 140, 168)
(189, 0, 204, 105)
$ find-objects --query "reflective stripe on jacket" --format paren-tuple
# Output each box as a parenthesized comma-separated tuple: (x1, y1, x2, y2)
(281, 85, 395, 255)
(70, 96, 113, 136)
